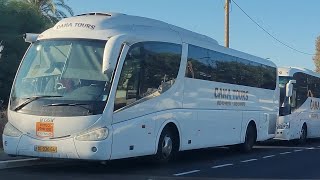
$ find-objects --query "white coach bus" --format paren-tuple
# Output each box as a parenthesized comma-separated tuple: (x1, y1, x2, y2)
(276, 67, 320, 144)
(3, 12, 279, 161)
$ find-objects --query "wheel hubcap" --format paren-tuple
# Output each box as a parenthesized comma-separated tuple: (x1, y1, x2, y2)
(162, 135, 173, 158)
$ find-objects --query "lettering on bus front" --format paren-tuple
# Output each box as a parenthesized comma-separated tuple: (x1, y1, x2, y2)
(56, 22, 96, 30)
(214, 88, 249, 107)
(40, 117, 55, 123)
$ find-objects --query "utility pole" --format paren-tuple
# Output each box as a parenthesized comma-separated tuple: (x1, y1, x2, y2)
(225, 0, 230, 48)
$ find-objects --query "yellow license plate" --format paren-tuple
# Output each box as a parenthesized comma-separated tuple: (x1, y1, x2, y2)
(35, 146, 57, 153)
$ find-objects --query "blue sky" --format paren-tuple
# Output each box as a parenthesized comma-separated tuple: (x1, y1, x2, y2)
(67, 0, 320, 71)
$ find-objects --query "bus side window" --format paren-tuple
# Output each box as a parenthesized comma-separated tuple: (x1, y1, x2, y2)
(185, 61, 195, 78)
(114, 42, 182, 111)
(114, 46, 142, 111)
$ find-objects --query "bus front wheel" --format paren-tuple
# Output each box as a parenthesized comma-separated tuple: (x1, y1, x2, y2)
(155, 126, 178, 163)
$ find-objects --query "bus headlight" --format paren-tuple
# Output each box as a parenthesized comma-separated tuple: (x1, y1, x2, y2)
(3, 123, 22, 137)
(277, 122, 290, 129)
(75, 128, 109, 141)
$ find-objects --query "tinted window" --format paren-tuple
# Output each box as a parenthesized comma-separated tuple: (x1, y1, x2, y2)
(293, 72, 320, 109)
(186, 45, 276, 90)
(306, 74, 320, 98)
(114, 42, 182, 111)
(293, 72, 308, 109)
(186, 45, 211, 80)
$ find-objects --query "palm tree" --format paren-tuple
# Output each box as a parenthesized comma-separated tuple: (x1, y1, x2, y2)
(25, 0, 74, 22)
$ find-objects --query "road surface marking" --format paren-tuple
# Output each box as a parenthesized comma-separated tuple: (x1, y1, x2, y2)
(174, 170, 200, 176)
(241, 159, 257, 163)
(0, 158, 39, 164)
(262, 155, 276, 159)
(212, 163, 233, 169)
(254, 146, 307, 149)
(294, 149, 303, 152)
(306, 147, 315, 150)
(280, 151, 292, 155)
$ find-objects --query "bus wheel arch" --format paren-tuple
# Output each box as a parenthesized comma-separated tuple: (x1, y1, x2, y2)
(155, 121, 180, 162)
(240, 121, 257, 153)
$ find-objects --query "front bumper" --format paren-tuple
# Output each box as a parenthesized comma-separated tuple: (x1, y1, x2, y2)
(274, 129, 292, 140)
(3, 134, 112, 160)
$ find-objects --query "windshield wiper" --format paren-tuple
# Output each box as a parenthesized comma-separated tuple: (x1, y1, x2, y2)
(13, 95, 63, 111)
(43, 103, 93, 114)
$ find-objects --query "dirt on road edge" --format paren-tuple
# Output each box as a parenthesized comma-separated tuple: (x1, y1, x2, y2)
(0, 109, 8, 149)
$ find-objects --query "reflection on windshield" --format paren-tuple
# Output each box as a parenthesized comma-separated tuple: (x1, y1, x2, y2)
(10, 39, 111, 116)
(279, 76, 292, 88)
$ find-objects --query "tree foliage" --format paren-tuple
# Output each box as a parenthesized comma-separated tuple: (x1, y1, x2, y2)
(25, 0, 74, 23)
(313, 36, 320, 73)
(0, 0, 53, 103)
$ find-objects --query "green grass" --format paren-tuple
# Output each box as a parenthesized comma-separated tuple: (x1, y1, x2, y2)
(0, 109, 8, 150)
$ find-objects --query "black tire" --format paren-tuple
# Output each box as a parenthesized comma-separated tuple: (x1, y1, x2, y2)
(155, 127, 178, 163)
(238, 123, 257, 153)
(296, 124, 307, 145)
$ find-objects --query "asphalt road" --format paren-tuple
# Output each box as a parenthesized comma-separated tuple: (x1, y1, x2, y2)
(1, 139, 320, 180)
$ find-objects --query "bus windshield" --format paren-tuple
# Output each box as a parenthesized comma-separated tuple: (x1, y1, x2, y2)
(279, 76, 292, 87)
(10, 39, 112, 116)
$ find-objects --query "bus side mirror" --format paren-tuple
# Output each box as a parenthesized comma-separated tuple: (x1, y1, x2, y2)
(102, 34, 134, 75)
(23, 33, 39, 43)
(285, 80, 296, 97)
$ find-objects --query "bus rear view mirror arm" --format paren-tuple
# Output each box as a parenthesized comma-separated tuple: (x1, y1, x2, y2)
(102, 34, 134, 75)
(286, 80, 296, 97)
(23, 33, 39, 43)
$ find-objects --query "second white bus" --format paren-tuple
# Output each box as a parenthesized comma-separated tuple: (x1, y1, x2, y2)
(276, 67, 320, 144)
(3, 12, 279, 161)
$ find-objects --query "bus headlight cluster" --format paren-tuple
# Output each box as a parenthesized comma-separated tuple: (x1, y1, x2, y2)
(75, 128, 109, 141)
(3, 123, 22, 137)
(277, 122, 290, 129)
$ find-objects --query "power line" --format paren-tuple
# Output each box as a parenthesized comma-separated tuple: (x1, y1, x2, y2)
(231, 0, 314, 56)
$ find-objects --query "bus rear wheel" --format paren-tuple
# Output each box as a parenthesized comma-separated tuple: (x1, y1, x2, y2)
(155, 127, 178, 163)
